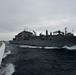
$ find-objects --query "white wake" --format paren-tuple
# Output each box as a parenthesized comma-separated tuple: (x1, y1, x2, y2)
(19, 45, 42, 49)
(62, 45, 76, 50)
(19, 45, 59, 49)
(44, 46, 59, 49)
(19, 44, 76, 50)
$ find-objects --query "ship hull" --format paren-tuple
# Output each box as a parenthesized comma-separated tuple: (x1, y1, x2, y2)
(9, 36, 76, 47)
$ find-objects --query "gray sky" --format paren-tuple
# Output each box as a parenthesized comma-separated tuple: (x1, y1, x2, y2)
(0, 0, 76, 40)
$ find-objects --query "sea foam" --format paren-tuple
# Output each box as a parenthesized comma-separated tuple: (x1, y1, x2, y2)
(19, 45, 59, 49)
(3, 50, 11, 59)
(19, 45, 42, 49)
(62, 45, 76, 50)
(5, 63, 15, 75)
(44, 46, 59, 49)
(0, 63, 15, 75)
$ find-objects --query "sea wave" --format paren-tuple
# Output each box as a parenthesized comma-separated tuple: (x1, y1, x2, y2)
(0, 63, 15, 75)
(3, 51, 11, 59)
(19, 45, 42, 49)
(62, 45, 76, 50)
(19, 45, 59, 49)
(19, 45, 76, 50)
(5, 63, 15, 75)
(44, 46, 59, 49)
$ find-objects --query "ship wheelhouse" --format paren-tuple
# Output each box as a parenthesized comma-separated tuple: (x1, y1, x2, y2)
(14, 30, 33, 41)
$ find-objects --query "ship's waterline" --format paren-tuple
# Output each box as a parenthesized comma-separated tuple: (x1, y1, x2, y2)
(9, 28, 76, 47)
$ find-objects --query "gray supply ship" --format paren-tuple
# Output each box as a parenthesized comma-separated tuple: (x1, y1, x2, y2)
(9, 28, 76, 47)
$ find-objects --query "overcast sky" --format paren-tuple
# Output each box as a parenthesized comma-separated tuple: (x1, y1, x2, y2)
(0, 0, 76, 40)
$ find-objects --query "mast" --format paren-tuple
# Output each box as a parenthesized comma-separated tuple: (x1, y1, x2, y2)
(65, 27, 67, 35)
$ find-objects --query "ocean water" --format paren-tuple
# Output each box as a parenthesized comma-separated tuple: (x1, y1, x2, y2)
(1, 43, 76, 75)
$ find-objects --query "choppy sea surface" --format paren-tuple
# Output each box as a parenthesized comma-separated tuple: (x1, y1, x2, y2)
(1, 42, 76, 75)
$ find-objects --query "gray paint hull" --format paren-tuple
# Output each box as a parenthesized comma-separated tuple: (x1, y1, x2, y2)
(10, 36, 76, 47)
